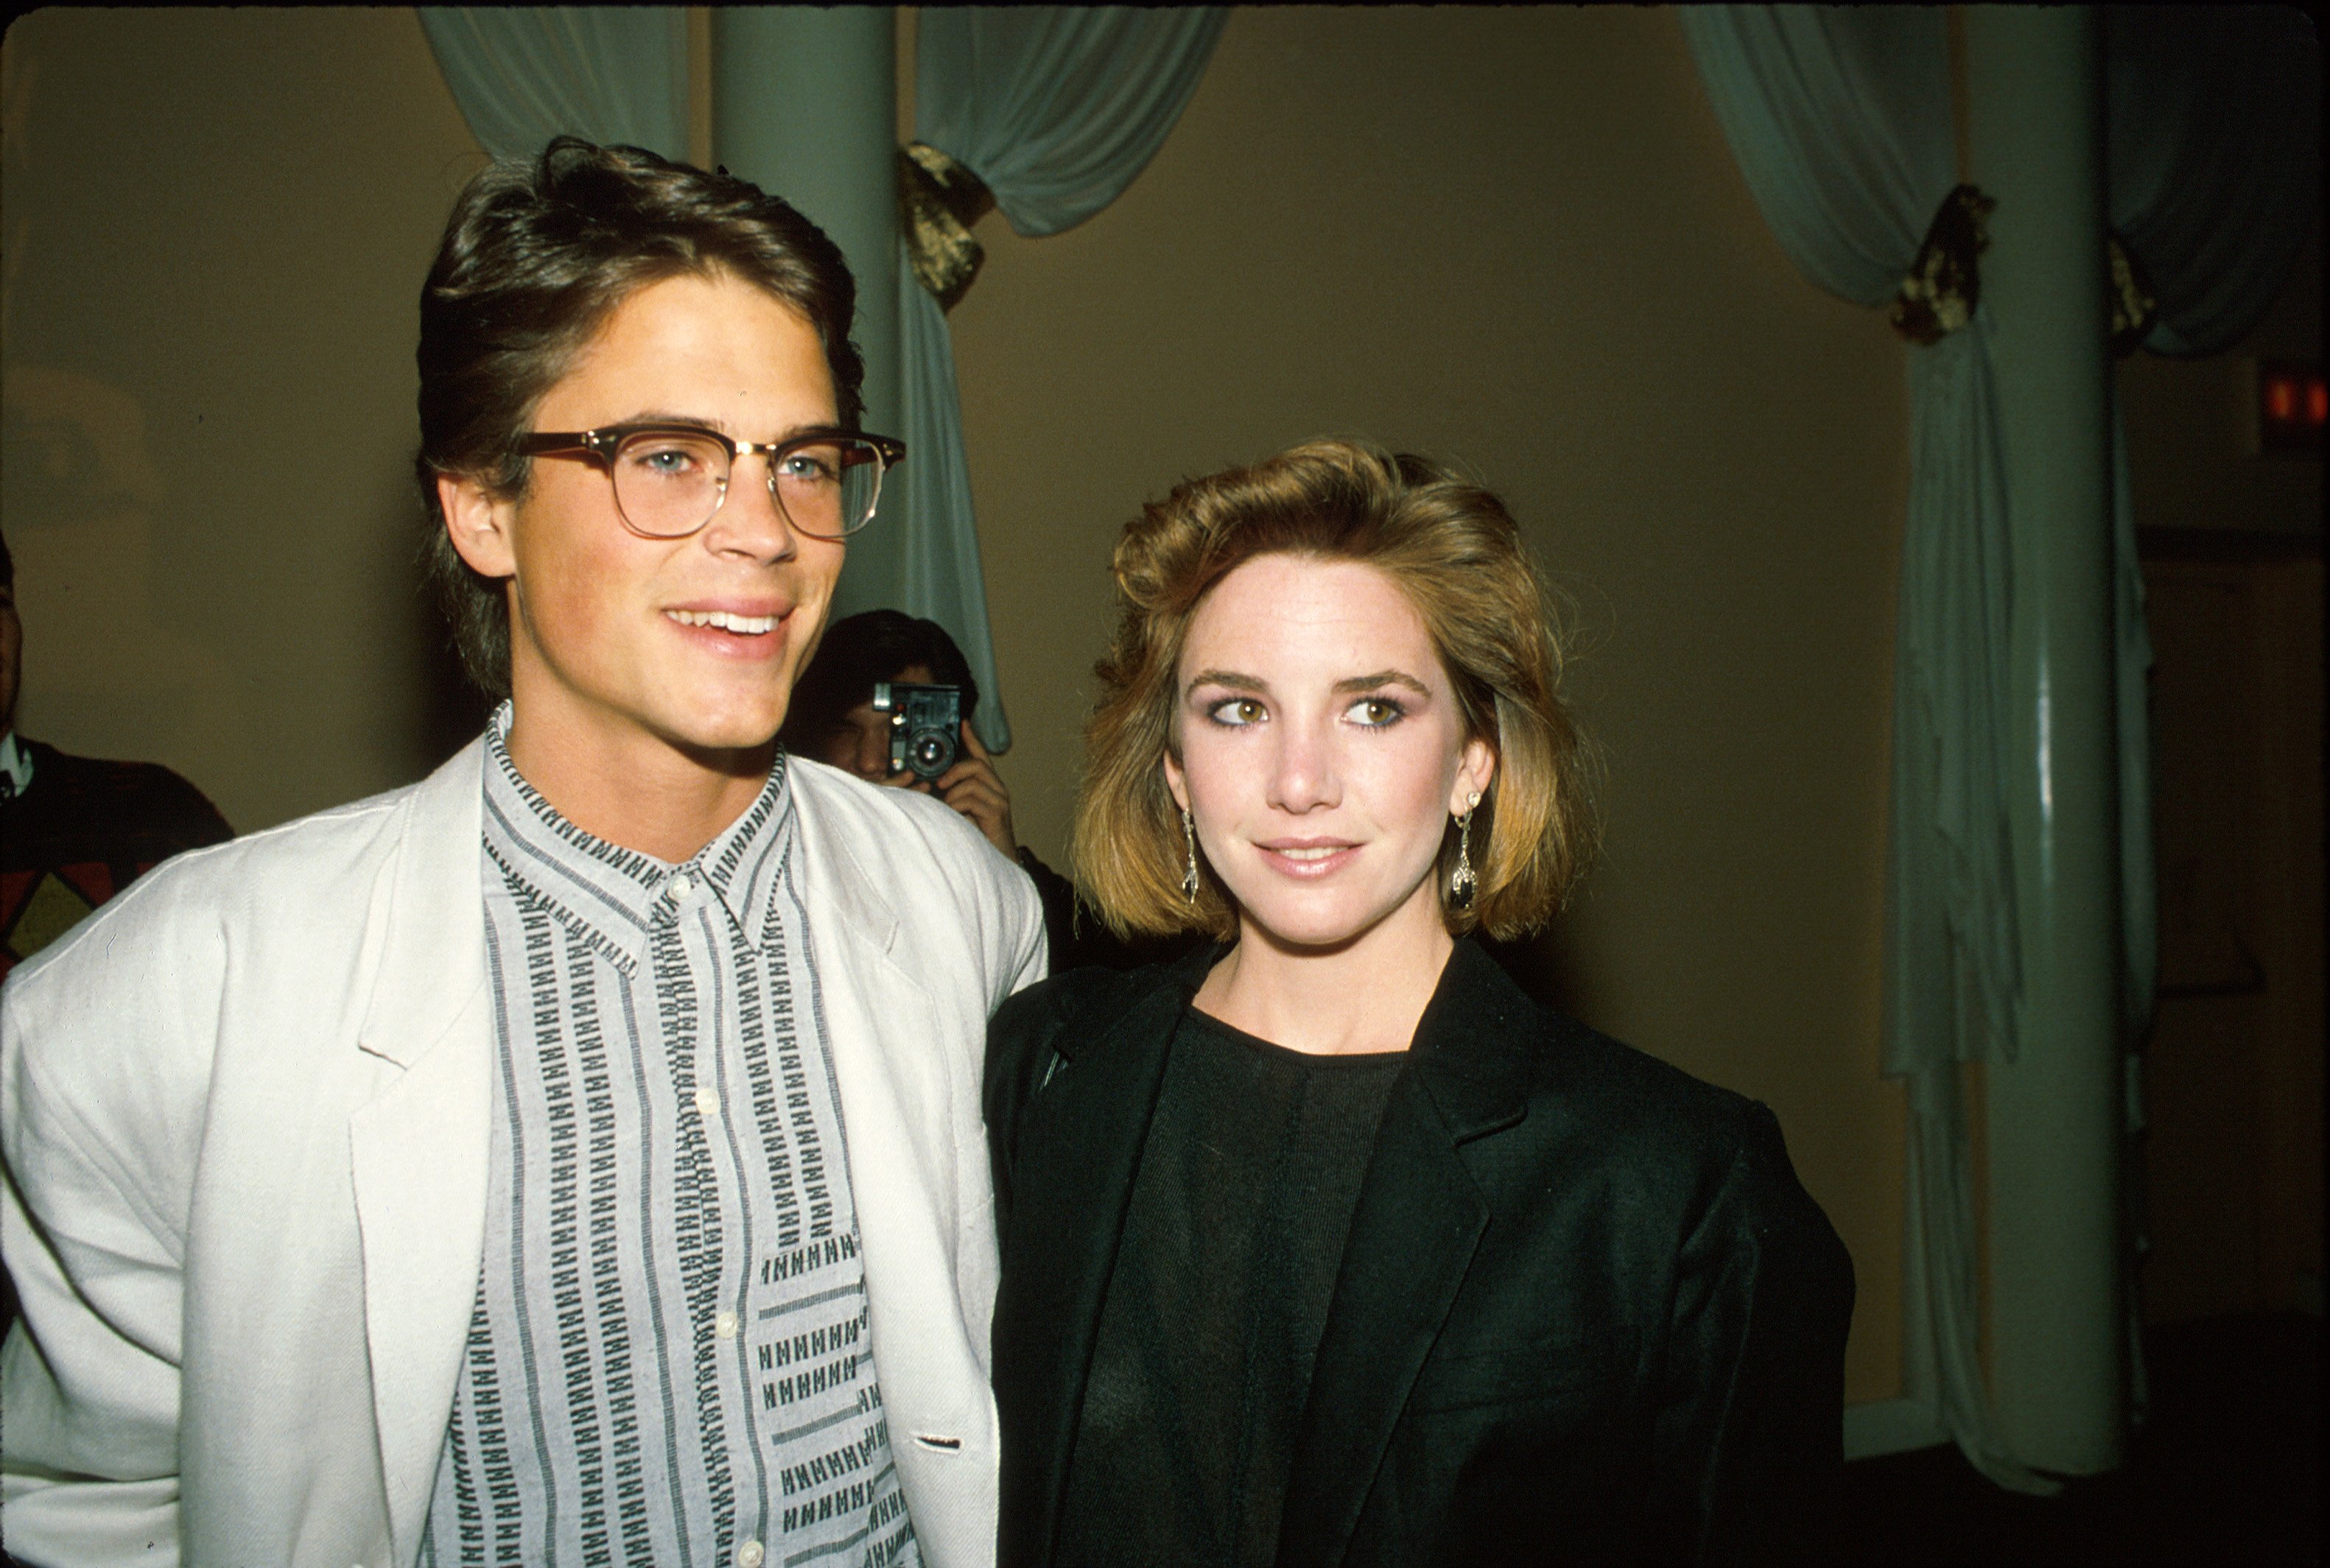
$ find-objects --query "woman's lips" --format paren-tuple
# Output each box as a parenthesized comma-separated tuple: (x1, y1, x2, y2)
(1256, 838, 1360, 878)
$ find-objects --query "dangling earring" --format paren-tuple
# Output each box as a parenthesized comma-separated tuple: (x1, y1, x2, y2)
(1181, 808, 1201, 907)
(1450, 791, 1481, 913)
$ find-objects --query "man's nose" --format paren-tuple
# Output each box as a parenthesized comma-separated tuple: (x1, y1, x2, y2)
(701, 456, 803, 562)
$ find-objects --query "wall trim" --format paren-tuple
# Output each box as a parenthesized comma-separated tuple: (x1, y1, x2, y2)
(1845, 1398, 1948, 1461)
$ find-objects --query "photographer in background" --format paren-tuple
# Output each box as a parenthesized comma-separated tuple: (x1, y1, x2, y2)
(782, 609, 1187, 974)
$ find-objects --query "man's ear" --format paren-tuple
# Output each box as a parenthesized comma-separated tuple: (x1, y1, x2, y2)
(438, 473, 518, 581)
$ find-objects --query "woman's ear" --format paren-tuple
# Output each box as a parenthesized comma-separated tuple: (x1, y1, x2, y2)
(1453, 737, 1497, 815)
(1162, 747, 1190, 814)
(438, 473, 518, 581)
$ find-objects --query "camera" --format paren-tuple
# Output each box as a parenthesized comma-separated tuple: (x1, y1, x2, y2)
(871, 681, 961, 783)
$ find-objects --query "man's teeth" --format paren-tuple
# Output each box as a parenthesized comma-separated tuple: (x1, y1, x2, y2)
(667, 609, 777, 635)
(1277, 846, 1342, 861)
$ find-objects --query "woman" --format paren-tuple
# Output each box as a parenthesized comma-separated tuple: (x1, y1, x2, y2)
(985, 440, 1853, 1567)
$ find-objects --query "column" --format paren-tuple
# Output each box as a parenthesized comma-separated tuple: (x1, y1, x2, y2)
(711, 8, 905, 614)
(1965, 4, 2126, 1474)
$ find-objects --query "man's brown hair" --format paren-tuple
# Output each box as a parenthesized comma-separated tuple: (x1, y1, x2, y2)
(415, 137, 864, 696)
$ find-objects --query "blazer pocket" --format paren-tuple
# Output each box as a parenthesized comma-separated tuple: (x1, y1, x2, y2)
(1404, 1332, 1633, 1415)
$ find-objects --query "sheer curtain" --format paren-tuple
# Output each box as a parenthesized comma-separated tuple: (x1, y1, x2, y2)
(900, 6, 1228, 748)
(417, 8, 686, 161)
(1683, 1, 2317, 1489)
(1680, 5, 2046, 1491)
(2107, 6, 2320, 360)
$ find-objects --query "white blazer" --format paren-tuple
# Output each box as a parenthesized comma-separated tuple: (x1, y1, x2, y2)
(0, 739, 1045, 1568)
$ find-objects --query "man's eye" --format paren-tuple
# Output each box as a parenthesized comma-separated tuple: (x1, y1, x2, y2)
(1207, 697, 1266, 727)
(779, 446, 842, 485)
(1348, 697, 1405, 727)
(623, 441, 712, 480)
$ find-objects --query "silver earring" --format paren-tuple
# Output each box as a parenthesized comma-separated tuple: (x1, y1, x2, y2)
(1450, 792, 1481, 913)
(1181, 808, 1201, 907)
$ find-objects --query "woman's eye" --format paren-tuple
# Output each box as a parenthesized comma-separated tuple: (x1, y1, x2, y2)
(1348, 696, 1405, 727)
(1207, 697, 1266, 727)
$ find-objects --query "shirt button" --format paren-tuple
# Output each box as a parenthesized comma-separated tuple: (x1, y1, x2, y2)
(716, 1310, 740, 1340)
(695, 1087, 720, 1119)
(737, 1539, 765, 1568)
(664, 871, 695, 903)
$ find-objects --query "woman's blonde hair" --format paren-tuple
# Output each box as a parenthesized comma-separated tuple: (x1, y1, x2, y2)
(1074, 437, 1596, 943)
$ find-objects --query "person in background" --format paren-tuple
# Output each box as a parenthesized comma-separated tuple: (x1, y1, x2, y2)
(0, 530, 234, 983)
(782, 608, 1187, 974)
(985, 439, 1853, 1565)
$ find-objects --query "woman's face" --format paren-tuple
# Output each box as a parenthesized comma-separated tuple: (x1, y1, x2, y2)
(1164, 552, 1495, 954)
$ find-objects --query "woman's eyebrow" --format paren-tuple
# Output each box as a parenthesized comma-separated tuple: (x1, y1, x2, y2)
(1333, 669, 1431, 696)
(1185, 669, 1268, 695)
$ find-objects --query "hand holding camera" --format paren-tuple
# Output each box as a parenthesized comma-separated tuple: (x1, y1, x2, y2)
(871, 682, 1019, 859)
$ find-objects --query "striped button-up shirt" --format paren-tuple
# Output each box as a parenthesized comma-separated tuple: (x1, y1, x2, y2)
(422, 711, 916, 1568)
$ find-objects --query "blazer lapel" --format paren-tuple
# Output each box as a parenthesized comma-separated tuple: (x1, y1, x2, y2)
(994, 968, 1195, 1565)
(1277, 941, 1534, 1568)
(347, 740, 494, 1567)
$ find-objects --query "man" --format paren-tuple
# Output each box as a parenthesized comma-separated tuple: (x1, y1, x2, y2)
(779, 611, 1189, 976)
(0, 139, 1044, 1568)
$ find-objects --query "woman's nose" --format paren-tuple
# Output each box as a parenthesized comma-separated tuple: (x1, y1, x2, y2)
(1266, 724, 1338, 813)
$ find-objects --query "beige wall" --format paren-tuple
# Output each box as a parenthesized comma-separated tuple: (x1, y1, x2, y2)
(4, 6, 2315, 1413)
(2, 7, 490, 832)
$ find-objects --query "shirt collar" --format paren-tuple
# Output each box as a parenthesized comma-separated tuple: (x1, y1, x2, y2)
(0, 731, 29, 801)
(478, 703, 796, 971)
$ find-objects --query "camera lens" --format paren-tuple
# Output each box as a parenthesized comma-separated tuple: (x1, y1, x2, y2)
(912, 732, 952, 773)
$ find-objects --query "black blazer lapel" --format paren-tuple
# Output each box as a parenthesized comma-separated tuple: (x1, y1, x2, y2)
(993, 971, 1190, 1567)
(1277, 941, 1536, 1568)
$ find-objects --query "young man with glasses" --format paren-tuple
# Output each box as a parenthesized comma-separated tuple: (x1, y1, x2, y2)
(0, 138, 1043, 1568)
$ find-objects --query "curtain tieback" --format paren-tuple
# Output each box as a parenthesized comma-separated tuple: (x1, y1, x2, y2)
(2107, 235, 2159, 358)
(900, 141, 998, 313)
(1890, 184, 1994, 346)
(1889, 185, 2161, 356)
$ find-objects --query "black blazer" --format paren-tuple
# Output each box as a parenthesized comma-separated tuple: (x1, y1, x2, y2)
(984, 938, 1854, 1567)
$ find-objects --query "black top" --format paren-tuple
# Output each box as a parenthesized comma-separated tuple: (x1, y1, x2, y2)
(1056, 1009, 1403, 1567)
(1, 736, 231, 888)
(986, 940, 1855, 1567)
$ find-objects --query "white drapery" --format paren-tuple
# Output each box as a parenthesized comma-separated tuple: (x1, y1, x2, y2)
(418, 8, 686, 161)
(902, 7, 1227, 747)
(1680, 5, 2045, 1491)
(1683, 1, 2316, 1490)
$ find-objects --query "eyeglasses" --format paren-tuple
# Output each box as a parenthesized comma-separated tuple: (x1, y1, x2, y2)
(515, 423, 906, 540)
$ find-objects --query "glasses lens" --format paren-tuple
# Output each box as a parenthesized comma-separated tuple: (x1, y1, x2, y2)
(611, 430, 729, 537)
(773, 438, 888, 538)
